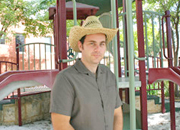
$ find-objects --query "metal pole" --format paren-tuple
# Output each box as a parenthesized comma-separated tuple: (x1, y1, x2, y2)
(57, 0, 67, 70)
(115, 0, 121, 77)
(72, 0, 77, 25)
(111, 0, 119, 88)
(61, 0, 78, 63)
(115, 0, 123, 100)
(165, 10, 176, 130)
(0, 63, 1, 74)
(123, 0, 130, 104)
(16, 44, 22, 126)
(136, 0, 148, 129)
(126, 0, 136, 129)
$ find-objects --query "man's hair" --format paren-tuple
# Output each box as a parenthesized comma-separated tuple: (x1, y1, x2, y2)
(79, 35, 86, 44)
(79, 34, 108, 45)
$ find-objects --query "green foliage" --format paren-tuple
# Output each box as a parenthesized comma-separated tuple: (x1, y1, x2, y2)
(0, 0, 55, 39)
(118, 3, 163, 57)
(147, 81, 171, 97)
(144, 0, 180, 97)
(66, 20, 82, 36)
(147, 83, 160, 95)
(163, 81, 170, 97)
(144, 0, 180, 66)
(119, 0, 179, 64)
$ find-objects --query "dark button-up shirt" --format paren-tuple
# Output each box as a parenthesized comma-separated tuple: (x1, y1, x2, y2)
(50, 59, 122, 130)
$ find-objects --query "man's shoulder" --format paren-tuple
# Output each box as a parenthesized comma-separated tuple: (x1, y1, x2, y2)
(99, 64, 114, 75)
(57, 65, 77, 77)
(99, 64, 111, 72)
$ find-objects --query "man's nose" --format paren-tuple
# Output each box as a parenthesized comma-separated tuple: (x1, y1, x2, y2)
(94, 44, 100, 51)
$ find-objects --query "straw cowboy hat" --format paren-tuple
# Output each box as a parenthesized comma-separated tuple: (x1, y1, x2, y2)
(69, 16, 118, 52)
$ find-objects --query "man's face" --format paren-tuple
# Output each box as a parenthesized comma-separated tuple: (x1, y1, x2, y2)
(78, 33, 107, 66)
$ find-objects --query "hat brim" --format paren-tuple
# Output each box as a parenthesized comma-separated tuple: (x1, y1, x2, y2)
(69, 26, 118, 52)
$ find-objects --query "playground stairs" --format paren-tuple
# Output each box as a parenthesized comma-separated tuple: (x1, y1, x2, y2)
(136, 92, 180, 113)
(118, 76, 141, 89)
(119, 75, 180, 113)
(0, 99, 15, 111)
(164, 99, 180, 112)
(121, 94, 161, 129)
(135, 92, 162, 114)
(122, 103, 141, 130)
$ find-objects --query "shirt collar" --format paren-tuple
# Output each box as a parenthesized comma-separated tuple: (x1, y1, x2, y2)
(74, 59, 104, 77)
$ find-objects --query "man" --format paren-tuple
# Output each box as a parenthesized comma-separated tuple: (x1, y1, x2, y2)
(50, 16, 123, 130)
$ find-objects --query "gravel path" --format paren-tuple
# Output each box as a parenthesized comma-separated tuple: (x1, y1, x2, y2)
(0, 111, 180, 130)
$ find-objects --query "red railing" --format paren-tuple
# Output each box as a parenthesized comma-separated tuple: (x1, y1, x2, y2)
(0, 61, 17, 74)
(0, 60, 22, 125)
(0, 42, 56, 126)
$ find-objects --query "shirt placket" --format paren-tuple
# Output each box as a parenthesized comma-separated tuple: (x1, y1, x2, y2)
(96, 75, 109, 130)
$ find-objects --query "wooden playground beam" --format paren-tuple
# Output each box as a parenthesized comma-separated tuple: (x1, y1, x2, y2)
(57, 0, 67, 70)
(135, 0, 148, 129)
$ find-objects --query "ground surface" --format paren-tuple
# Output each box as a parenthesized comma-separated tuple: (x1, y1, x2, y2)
(0, 111, 180, 130)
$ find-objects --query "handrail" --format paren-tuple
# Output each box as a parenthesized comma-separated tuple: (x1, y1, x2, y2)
(119, 10, 164, 17)
(134, 54, 147, 61)
(16, 42, 55, 70)
(0, 61, 18, 74)
(16, 42, 55, 49)
(161, 14, 173, 60)
(143, 10, 164, 16)
(0, 61, 17, 65)
(119, 10, 164, 72)
(61, 52, 78, 63)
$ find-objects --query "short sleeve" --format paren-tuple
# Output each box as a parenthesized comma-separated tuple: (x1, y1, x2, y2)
(50, 72, 74, 116)
(115, 78, 123, 108)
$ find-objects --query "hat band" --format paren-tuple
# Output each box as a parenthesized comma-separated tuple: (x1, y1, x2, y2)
(83, 21, 102, 27)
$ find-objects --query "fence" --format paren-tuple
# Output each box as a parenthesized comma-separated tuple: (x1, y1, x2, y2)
(0, 42, 55, 126)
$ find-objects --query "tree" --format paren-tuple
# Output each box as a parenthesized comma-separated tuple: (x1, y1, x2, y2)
(0, 0, 53, 39)
(145, 0, 180, 96)
(145, 0, 180, 66)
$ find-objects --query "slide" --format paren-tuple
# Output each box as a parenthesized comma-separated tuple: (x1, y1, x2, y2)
(148, 67, 180, 85)
(0, 70, 59, 101)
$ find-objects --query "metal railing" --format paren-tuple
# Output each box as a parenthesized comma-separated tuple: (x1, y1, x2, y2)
(16, 42, 55, 70)
(0, 61, 17, 74)
(0, 42, 56, 126)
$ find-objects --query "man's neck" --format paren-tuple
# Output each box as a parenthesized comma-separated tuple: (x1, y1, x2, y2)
(80, 59, 98, 74)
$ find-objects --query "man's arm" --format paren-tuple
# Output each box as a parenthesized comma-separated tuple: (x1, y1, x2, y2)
(51, 113, 75, 130)
(113, 106, 123, 130)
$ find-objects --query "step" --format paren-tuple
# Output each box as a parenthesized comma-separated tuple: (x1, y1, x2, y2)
(0, 99, 15, 111)
(122, 103, 142, 130)
(118, 76, 141, 88)
(164, 100, 180, 112)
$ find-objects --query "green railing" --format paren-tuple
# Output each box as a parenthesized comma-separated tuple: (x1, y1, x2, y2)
(119, 10, 166, 76)
(16, 42, 55, 70)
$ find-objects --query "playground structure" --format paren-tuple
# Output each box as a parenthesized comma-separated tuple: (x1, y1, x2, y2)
(0, 0, 180, 130)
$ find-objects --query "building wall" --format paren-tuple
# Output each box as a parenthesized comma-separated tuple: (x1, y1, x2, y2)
(0, 22, 55, 73)
(0, 34, 55, 73)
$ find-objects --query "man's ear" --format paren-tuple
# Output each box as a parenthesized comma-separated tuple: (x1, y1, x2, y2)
(78, 41, 83, 51)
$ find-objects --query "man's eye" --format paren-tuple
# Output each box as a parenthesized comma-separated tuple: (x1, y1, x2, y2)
(100, 43, 105, 46)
